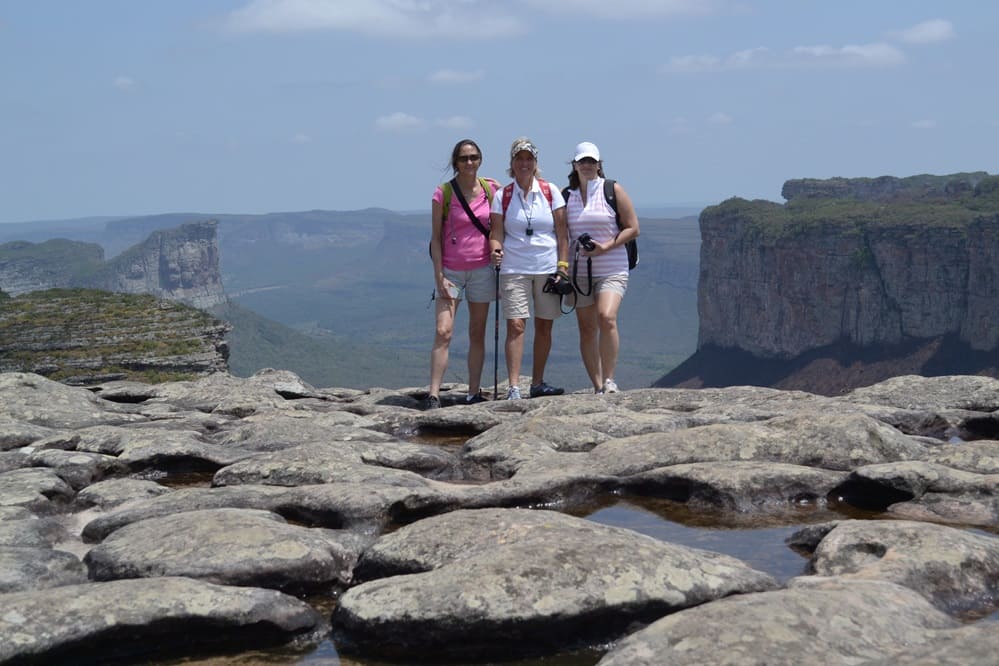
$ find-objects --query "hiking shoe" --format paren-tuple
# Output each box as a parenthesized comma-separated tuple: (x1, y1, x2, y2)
(506, 385, 522, 400)
(602, 379, 619, 394)
(529, 382, 564, 398)
(466, 392, 488, 404)
(426, 395, 441, 409)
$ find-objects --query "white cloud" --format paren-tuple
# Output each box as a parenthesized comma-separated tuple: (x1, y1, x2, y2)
(663, 41, 905, 72)
(706, 112, 732, 125)
(910, 119, 937, 129)
(112, 75, 135, 90)
(435, 116, 474, 130)
(522, 0, 722, 19)
(792, 43, 906, 67)
(429, 69, 485, 85)
(224, 0, 522, 38)
(375, 112, 424, 132)
(893, 19, 955, 44)
(291, 132, 312, 144)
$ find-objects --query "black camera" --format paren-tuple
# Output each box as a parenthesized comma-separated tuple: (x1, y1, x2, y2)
(578, 233, 596, 251)
(543, 273, 574, 296)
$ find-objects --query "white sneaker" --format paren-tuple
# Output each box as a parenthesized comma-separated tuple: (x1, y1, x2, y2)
(603, 378, 619, 394)
(506, 385, 522, 400)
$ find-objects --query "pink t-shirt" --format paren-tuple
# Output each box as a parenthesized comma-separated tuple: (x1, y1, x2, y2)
(432, 180, 497, 270)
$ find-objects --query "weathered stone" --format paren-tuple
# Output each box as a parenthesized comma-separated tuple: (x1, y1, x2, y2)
(334, 508, 776, 660)
(0, 372, 140, 429)
(0, 417, 58, 450)
(212, 440, 458, 487)
(887, 493, 999, 528)
(830, 460, 997, 511)
(619, 461, 847, 512)
(842, 374, 999, 412)
(802, 519, 999, 616)
(584, 411, 928, 477)
(0, 546, 88, 592)
(26, 448, 122, 489)
(0, 450, 30, 474)
(81, 481, 454, 542)
(926, 439, 999, 474)
(210, 411, 387, 452)
(0, 577, 326, 664)
(0, 467, 75, 512)
(84, 508, 358, 592)
(598, 578, 957, 665)
(0, 517, 70, 547)
(73, 478, 172, 509)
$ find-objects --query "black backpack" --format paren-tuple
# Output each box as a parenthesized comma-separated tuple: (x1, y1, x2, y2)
(562, 179, 638, 269)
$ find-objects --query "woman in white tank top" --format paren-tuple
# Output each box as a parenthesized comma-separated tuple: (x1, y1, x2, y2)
(563, 142, 640, 394)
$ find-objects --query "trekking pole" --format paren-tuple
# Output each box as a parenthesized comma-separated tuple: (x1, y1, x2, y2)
(493, 265, 500, 400)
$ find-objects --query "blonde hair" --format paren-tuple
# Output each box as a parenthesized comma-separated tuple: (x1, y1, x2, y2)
(506, 136, 542, 179)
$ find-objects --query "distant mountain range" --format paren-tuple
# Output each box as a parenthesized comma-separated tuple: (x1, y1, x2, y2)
(0, 207, 702, 391)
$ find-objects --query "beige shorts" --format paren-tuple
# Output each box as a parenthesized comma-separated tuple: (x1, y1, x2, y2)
(573, 273, 629, 308)
(500, 273, 563, 320)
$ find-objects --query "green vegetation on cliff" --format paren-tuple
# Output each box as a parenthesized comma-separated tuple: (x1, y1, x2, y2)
(0, 288, 228, 384)
(707, 173, 999, 239)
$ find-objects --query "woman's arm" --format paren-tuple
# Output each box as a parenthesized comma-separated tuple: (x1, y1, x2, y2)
(489, 212, 505, 266)
(431, 198, 454, 298)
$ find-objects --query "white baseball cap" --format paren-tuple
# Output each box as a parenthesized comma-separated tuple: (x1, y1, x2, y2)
(573, 141, 601, 161)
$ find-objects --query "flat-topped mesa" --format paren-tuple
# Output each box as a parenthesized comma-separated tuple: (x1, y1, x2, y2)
(780, 172, 993, 203)
(0, 220, 225, 309)
(697, 173, 999, 361)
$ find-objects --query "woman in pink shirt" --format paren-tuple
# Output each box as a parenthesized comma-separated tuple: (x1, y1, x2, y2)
(427, 139, 499, 408)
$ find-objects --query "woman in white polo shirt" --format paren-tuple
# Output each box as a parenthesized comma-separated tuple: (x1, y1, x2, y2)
(489, 137, 570, 400)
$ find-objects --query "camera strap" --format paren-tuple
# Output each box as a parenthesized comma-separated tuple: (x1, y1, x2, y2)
(450, 178, 491, 238)
(572, 241, 593, 297)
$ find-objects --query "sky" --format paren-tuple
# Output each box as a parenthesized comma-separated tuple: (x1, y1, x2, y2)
(1, 1, 997, 223)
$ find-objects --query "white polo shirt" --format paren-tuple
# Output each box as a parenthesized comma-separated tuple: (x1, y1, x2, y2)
(490, 178, 566, 275)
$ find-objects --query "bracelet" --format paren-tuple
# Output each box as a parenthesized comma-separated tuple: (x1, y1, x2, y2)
(557, 260, 569, 269)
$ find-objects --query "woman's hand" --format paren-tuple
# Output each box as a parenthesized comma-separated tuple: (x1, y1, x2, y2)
(581, 239, 613, 257)
(438, 278, 458, 300)
(491, 247, 503, 267)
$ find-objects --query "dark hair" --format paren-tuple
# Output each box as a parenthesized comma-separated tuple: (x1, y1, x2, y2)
(450, 139, 482, 174)
(567, 161, 606, 190)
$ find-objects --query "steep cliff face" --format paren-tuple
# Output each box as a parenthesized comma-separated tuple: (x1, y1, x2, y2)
(95, 220, 226, 309)
(0, 221, 225, 309)
(695, 173, 999, 360)
(657, 173, 999, 394)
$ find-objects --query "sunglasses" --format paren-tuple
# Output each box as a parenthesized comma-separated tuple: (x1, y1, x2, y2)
(575, 157, 598, 165)
(457, 155, 481, 163)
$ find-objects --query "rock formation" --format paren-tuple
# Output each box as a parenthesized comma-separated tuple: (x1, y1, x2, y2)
(1, 370, 997, 663)
(658, 172, 999, 393)
(0, 220, 224, 309)
(0, 289, 230, 384)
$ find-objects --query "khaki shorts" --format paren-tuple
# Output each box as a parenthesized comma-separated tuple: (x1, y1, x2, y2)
(442, 265, 498, 303)
(500, 273, 562, 320)
(573, 273, 628, 308)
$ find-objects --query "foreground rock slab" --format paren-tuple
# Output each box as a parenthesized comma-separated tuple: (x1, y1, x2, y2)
(597, 578, 958, 665)
(0, 576, 327, 664)
(84, 508, 359, 592)
(333, 508, 777, 661)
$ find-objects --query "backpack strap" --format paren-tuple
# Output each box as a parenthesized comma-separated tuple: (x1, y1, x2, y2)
(440, 181, 453, 221)
(501, 179, 554, 216)
(538, 178, 553, 207)
(603, 179, 619, 227)
(451, 178, 491, 238)
(501, 183, 515, 216)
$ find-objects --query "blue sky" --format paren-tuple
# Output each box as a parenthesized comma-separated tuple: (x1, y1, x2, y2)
(1, 1, 996, 223)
